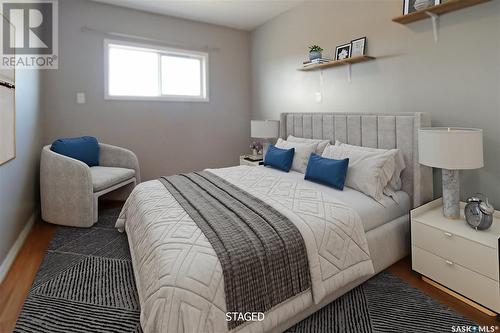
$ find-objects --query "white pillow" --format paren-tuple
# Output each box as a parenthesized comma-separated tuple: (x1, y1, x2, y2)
(323, 144, 395, 201)
(287, 135, 330, 155)
(275, 138, 317, 173)
(335, 141, 405, 191)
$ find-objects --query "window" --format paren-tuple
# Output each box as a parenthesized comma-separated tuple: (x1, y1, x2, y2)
(105, 39, 208, 102)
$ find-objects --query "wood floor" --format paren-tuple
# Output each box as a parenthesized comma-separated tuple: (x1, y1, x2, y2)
(387, 258, 499, 328)
(1, 214, 498, 333)
(0, 221, 56, 333)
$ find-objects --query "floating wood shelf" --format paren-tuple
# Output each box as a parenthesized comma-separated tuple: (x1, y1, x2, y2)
(298, 55, 375, 71)
(392, 0, 492, 24)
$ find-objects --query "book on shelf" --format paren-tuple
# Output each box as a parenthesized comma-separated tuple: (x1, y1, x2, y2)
(302, 58, 333, 66)
(303, 58, 332, 63)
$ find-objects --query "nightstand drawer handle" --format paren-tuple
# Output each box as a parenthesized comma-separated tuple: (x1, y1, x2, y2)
(445, 260, 454, 266)
(444, 232, 453, 238)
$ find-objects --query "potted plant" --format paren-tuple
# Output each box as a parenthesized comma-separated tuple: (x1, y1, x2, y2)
(308, 45, 324, 61)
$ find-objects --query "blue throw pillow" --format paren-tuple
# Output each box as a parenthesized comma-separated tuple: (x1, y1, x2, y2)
(304, 153, 349, 190)
(264, 145, 295, 172)
(51, 136, 100, 167)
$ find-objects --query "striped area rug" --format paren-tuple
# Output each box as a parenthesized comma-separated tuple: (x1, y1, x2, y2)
(15, 207, 477, 333)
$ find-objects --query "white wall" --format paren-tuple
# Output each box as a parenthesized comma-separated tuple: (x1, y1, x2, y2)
(43, 0, 252, 180)
(251, 0, 500, 206)
(0, 69, 43, 268)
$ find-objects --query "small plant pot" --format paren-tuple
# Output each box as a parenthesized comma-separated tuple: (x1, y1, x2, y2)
(252, 149, 258, 156)
(309, 51, 322, 61)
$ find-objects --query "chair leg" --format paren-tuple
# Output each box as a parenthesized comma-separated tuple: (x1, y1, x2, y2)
(93, 195, 99, 223)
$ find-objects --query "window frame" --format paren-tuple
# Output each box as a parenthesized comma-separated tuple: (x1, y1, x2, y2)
(104, 39, 209, 102)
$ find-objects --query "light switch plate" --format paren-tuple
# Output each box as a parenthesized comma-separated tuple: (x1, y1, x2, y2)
(76, 92, 86, 104)
(315, 92, 322, 103)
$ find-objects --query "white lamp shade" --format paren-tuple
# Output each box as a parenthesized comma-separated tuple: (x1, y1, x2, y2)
(251, 120, 279, 139)
(418, 127, 483, 170)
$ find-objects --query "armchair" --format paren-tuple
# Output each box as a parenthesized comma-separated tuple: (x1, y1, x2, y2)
(40, 143, 140, 227)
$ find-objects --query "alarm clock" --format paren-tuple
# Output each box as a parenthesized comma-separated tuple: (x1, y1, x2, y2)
(464, 194, 494, 230)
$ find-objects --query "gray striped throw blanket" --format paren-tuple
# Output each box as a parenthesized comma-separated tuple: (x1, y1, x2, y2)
(159, 171, 311, 329)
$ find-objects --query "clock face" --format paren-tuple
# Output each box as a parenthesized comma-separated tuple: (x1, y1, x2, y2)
(465, 203, 482, 228)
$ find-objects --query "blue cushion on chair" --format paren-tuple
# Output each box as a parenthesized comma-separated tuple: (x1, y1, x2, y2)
(304, 153, 349, 190)
(51, 136, 100, 167)
(264, 145, 295, 172)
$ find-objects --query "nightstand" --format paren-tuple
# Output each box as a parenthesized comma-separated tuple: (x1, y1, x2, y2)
(240, 155, 263, 167)
(411, 198, 500, 316)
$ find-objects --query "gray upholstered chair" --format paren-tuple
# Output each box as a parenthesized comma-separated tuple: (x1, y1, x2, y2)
(40, 143, 140, 227)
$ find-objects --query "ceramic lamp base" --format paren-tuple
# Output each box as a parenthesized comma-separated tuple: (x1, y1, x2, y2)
(262, 141, 271, 157)
(442, 169, 460, 219)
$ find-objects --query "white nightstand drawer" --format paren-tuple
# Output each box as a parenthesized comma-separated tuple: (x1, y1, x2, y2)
(413, 246, 500, 313)
(412, 220, 498, 281)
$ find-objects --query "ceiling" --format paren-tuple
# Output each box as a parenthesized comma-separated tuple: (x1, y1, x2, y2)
(92, 0, 305, 31)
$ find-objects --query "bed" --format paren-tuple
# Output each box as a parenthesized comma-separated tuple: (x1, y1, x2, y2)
(117, 112, 433, 333)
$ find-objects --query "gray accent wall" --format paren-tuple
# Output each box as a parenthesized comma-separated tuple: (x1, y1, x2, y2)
(251, 0, 500, 207)
(0, 70, 43, 266)
(43, 0, 252, 181)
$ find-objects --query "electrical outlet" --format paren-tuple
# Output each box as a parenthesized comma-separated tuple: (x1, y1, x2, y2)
(76, 92, 86, 104)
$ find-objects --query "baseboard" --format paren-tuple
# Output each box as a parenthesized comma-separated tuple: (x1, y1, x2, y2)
(0, 211, 37, 283)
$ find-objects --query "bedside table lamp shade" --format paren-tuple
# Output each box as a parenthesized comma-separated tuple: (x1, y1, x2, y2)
(418, 128, 484, 219)
(251, 120, 280, 139)
(251, 120, 280, 157)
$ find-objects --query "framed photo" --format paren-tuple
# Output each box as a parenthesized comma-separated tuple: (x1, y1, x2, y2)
(335, 43, 351, 61)
(0, 14, 15, 166)
(350, 37, 366, 57)
(404, 0, 441, 15)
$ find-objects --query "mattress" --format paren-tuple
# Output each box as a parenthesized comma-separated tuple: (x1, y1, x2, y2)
(117, 165, 410, 333)
(255, 166, 411, 232)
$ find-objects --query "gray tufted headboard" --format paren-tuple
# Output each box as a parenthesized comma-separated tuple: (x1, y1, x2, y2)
(280, 112, 433, 208)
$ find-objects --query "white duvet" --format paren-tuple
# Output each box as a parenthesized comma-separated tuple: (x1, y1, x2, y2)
(116, 165, 374, 333)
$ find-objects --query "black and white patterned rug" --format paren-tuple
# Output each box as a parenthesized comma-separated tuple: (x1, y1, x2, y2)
(15, 207, 476, 333)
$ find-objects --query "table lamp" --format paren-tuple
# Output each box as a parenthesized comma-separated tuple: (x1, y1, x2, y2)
(418, 127, 484, 219)
(251, 120, 280, 155)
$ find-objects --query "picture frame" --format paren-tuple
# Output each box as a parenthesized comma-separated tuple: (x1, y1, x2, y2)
(350, 37, 366, 57)
(335, 43, 352, 61)
(404, 0, 441, 15)
(0, 13, 16, 166)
